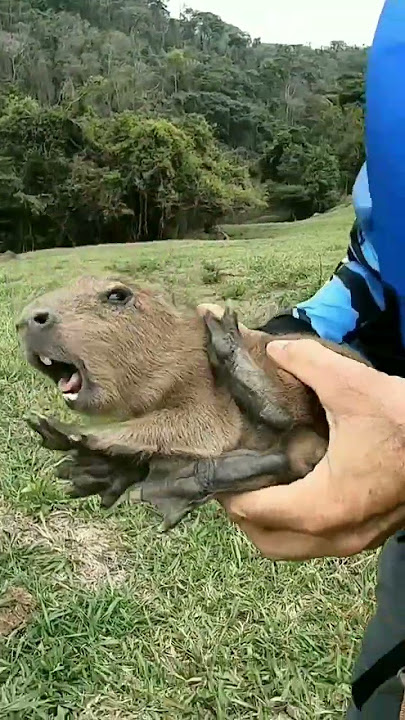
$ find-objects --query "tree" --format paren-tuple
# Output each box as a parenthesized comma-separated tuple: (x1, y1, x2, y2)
(0, 0, 368, 244)
(0, 96, 262, 250)
(262, 127, 341, 219)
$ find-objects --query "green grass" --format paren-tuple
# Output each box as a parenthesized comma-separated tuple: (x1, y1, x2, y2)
(0, 205, 378, 719)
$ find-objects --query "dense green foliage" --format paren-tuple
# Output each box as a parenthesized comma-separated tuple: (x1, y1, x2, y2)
(0, 0, 366, 249)
(0, 95, 259, 249)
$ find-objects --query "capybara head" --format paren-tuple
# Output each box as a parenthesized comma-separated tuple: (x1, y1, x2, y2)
(17, 275, 200, 417)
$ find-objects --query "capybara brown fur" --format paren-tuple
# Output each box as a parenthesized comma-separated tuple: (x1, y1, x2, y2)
(17, 275, 370, 528)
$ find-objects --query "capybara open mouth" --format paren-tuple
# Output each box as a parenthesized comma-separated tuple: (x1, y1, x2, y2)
(30, 352, 84, 403)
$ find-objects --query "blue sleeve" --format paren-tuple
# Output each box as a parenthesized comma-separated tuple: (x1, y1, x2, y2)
(366, 0, 405, 345)
(293, 221, 384, 343)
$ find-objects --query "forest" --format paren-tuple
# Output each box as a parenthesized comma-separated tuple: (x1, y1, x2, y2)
(0, 0, 367, 251)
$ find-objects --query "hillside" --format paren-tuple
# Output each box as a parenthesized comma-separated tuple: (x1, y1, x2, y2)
(0, 1, 366, 251)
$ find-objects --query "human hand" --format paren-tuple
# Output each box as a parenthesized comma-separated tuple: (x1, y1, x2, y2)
(197, 303, 259, 332)
(217, 338, 405, 560)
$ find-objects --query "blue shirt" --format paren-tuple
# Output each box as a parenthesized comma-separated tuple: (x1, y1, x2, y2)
(292, 0, 405, 366)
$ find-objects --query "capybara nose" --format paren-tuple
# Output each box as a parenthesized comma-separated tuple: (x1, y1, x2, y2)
(16, 308, 58, 332)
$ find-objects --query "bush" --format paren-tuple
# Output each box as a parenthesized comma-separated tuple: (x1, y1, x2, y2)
(261, 126, 343, 220)
(0, 99, 263, 251)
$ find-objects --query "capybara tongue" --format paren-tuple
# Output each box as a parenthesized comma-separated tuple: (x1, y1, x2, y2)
(58, 371, 82, 394)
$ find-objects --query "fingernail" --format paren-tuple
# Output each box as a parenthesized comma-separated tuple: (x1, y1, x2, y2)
(266, 340, 290, 355)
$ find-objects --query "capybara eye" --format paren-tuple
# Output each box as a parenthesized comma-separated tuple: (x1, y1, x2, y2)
(105, 287, 133, 305)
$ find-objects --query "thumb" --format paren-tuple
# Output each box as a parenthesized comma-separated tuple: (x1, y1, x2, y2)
(196, 303, 253, 336)
(196, 303, 224, 319)
(266, 338, 372, 405)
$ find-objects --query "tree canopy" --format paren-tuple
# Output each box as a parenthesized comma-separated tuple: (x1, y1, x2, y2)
(0, 0, 366, 250)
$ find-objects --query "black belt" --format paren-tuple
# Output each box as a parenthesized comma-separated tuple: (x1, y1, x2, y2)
(352, 641, 405, 710)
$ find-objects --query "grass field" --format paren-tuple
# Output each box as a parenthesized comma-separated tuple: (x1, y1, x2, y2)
(0, 205, 378, 719)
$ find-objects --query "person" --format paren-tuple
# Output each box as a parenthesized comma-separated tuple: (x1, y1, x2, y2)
(199, 1, 405, 716)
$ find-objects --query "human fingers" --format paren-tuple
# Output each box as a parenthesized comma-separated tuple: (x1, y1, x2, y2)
(196, 303, 253, 334)
(223, 494, 405, 559)
(217, 459, 333, 535)
(266, 338, 377, 408)
(235, 522, 345, 560)
(196, 303, 224, 319)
